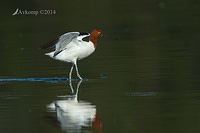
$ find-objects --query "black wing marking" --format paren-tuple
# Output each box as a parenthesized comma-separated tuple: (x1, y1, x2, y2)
(79, 32, 89, 36)
(40, 32, 89, 50)
(53, 50, 63, 57)
(40, 36, 60, 49)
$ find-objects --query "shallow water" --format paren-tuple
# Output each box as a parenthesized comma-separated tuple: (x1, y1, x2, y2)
(1, 0, 200, 133)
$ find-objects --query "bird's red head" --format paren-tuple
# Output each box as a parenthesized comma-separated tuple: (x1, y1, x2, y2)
(89, 29, 103, 48)
(90, 29, 103, 39)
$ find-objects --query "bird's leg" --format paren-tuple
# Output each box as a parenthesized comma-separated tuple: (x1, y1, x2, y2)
(74, 63, 83, 80)
(74, 79, 83, 101)
(69, 78, 74, 94)
(76, 79, 83, 95)
(69, 64, 74, 80)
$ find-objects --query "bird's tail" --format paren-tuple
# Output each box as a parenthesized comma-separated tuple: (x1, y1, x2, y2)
(45, 52, 54, 58)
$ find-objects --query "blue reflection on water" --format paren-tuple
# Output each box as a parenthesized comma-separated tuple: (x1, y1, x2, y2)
(0, 74, 107, 83)
(0, 77, 88, 83)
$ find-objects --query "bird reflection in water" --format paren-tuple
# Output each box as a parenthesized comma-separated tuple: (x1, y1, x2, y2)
(47, 80, 103, 133)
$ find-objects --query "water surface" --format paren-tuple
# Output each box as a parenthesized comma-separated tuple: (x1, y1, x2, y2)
(1, 0, 200, 133)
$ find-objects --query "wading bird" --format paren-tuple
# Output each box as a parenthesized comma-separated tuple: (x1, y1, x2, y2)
(40, 29, 103, 80)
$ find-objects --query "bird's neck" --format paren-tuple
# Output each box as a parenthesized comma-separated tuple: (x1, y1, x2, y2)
(89, 36, 97, 48)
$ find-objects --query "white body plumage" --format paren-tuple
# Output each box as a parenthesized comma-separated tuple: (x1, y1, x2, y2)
(40, 29, 103, 80)
(45, 40, 95, 63)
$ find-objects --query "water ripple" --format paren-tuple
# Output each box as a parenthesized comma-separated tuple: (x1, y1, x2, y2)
(0, 77, 88, 83)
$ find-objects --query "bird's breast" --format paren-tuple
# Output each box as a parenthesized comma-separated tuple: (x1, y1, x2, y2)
(53, 41, 95, 62)
(77, 41, 95, 60)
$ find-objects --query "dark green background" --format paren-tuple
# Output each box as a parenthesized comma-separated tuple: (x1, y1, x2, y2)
(1, 0, 200, 133)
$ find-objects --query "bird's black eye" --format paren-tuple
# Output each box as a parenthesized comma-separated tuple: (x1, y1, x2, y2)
(98, 32, 101, 35)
